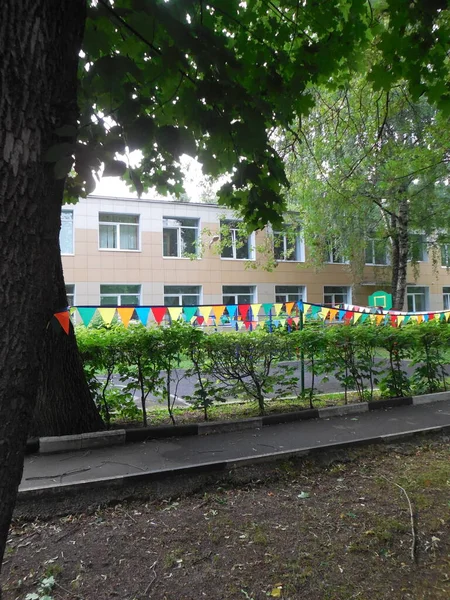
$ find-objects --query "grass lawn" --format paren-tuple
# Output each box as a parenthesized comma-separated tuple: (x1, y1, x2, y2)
(3, 435, 449, 599)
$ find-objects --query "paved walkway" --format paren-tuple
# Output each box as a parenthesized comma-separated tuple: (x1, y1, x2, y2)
(20, 398, 450, 494)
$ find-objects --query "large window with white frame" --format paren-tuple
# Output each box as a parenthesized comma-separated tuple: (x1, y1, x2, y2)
(323, 286, 351, 306)
(273, 229, 304, 262)
(99, 213, 139, 250)
(100, 284, 141, 306)
(222, 285, 256, 305)
(163, 217, 199, 258)
(443, 287, 450, 310)
(220, 220, 255, 260)
(365, 238, 389, 265)
(275, 285, 305, 304)
(164, 285, 202, 306)
(60, 209, 74, 254)
(325, 243, 348, 264)
(441, 243, 450, 267)
(408, 234, 428, 262)
(407, 286, 428, 312)
(65, 284, 75, 306)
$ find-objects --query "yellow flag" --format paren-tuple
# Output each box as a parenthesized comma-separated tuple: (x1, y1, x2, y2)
(98, 307, 116, 326)
(273, 303, 284, 316)
(302, 303, 311, 314)
(168, 307, 183, 321)
(353, 312, 362, 324)
(250, 303, 262, 318)
(416, 314, 423, 324)
(397, 315, 405, 327)
(198, 306, 212, 320)
(375, 315, 384, 326)
(212, 305, 225, 321)
(320, 307, 329, 320)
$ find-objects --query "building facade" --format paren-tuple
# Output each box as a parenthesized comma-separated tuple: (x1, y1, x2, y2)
(61, 195, 450, 312)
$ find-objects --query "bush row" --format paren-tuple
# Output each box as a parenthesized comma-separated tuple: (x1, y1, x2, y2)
(76, 321, 450, 426)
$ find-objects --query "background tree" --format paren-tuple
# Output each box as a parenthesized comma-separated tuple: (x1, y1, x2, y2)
(1, 0, 450, 582)
(284, 81, 450, 309)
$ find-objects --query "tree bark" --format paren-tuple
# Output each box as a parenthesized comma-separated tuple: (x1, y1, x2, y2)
(390, 197, 409, 310)
(0, 0, 86, 579)
(30, 249, 105, 437)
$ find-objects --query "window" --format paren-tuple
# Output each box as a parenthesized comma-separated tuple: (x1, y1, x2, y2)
(326, 243, 347, 264)
(323, 286, 351, 306)
(163, 217, 199, 258)
(407, 286, 428, 312)
(221, 220, 254, 260)
(65, 284, 75, 306)
(441, 244, 450, 267)
(222, 285, 256, 305)
(409, 234, 427, 262)
(443, 287, 450, 310)
(164, 285, 201, 306)
(60, 210, 74, 254)
(99, 213, 139, 250)
(273, 230, 303, 262)
(275, 285, 305, 304)
(365, 239, 389, 265)
(100, 284, 141, 306)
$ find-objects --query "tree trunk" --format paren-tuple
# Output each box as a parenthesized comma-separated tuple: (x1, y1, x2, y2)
(0, 0, 86, 579)
(30, 250, 105, 437)
(390, 198, 409, 310)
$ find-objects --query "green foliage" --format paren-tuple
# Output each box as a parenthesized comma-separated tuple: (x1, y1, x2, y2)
(204, 330, 298, 415)
(376, 326, 413, 398)
(408, 322, 449, 394)
(289, 327, 328, 408)
(25, 576, 55, 600)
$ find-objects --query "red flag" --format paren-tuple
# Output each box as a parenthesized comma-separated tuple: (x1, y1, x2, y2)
(54, 311, 70, 335)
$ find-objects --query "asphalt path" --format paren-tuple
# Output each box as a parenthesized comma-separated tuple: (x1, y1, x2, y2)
(101, 359, 420, 408)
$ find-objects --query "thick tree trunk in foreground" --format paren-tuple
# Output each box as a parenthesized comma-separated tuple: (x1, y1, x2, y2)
(31, 251, 104, 437)
(0, 0, 86, 583)
(390, 198, 409, 311)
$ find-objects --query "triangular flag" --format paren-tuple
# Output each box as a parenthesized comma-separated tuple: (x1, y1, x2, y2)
(287, 317, 294, 327)
(77, 307, 97, 327)
(311, 305, 321, 318)
(135, 307, 150, 325)
(403, 314, 411, 325)
(98, 307, 116, 326)
(360, 313, 369, 323)
(444, 311, 450, 322)
(250, 303, 262, 318)
(320, 307, 329, 320)
(117, 307, 135, 328)
(54, 311, 70, 335)
(238, 304, 250, 319)
(344, 310, 353, 323)
(353, 312, 362, 324)
(279, 318, 286, 327)
(390, 315, 398, 327)
(183, 306, 198, 322)
(262, 303, 274, 316)
(212, 305, 225, 322)
(302, 303, 311, 315)
(226, 304, 238, 318)
(428, 313, 434, 321)
(293, 317, 300, 326)
(151, 306, 166, 324)
(416, 314, 423, 324)
(168, 306, 183, 322)
(244, 321, 252, 330)
(285, 302, 295, 315)
(273, 303, 284, 316)
(375, 315, 384, 326)
(196, 315, 205, 326)
(397, 315, 405, 326)
(297, 300, 304, 313)
(198, 306, 212, 320)
(329, 308, 338, 321)
(338, 309, 346, 321)
(423, 314, 429, 322)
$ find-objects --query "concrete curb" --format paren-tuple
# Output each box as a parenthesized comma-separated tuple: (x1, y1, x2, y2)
(26, 390, 450, 455)
(18, 423, 450, 501)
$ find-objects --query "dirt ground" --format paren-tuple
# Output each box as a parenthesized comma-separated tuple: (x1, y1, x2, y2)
(2, 437, 450, 600)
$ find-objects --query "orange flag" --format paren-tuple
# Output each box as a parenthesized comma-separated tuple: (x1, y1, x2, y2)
(54, 311, 70, 335)
(117, 307, 134, 328)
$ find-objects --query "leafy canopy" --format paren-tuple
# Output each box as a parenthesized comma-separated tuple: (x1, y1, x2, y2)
(51, 0, 450, 229)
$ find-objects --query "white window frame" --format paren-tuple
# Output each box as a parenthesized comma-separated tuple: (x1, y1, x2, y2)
(163, 285, 202, 306)
(100, 284, 141, 306)
(407, 286, 429, 312)
(220, 220, 255, 261)
(275, 285, 305, 304)
(441, 243, 450, 268)
(222, 285, 256, 305)
(325, 244, 348, 264)
(273, 230, 304, 262)
(65, 284, 75, 306)
(60, 209, 74, 255)
(365, 238, 390, 266)
(323, 286, 352, 306)
(443, 287, 450, 310)
(163, 217, 200, 259)
(98, 212, 140, 251)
